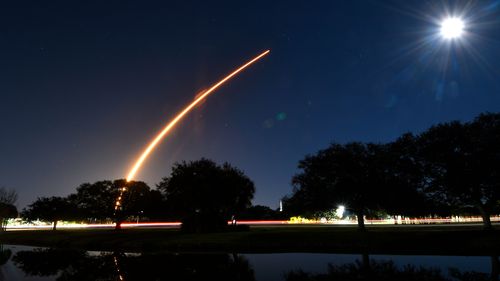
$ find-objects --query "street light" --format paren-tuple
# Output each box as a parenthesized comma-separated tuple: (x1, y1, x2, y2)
(335, 205, 345, 219)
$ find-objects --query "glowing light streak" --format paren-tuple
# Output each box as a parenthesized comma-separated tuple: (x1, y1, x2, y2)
(5, 217, 500, 231)
(113, 50, 270, 213)
(126, 50, 269, 182)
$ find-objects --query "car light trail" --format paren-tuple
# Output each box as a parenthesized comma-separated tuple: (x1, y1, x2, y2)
(5, 217, 500, 231)
(114, 50, 270, 212)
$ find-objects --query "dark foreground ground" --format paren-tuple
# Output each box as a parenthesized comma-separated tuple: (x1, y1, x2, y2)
(1, 224, 498, 255)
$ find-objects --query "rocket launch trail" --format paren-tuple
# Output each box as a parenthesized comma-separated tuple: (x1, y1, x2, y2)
(114, 50, 270, 211)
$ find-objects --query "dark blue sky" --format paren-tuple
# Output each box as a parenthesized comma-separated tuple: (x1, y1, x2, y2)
(2, 0, 500, 209)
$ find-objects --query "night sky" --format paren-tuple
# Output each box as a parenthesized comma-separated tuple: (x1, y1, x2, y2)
(2, 0, 500, 209)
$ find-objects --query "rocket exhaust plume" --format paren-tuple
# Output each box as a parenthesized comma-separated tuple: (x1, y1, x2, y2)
(126, 49, 269, 181)
(114, 50, 270, 212)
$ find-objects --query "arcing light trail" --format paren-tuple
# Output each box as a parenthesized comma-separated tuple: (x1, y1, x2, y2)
(114, 50, 270, 212)
(126, 49, 270, 182)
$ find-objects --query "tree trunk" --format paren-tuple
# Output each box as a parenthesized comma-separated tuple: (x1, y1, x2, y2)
(356, 210, 365, 231)
(477, 204, 493, 231)
(52, 220, 58, 231)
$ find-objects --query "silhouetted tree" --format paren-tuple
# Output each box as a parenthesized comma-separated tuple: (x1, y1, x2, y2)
(0, 203, 17, 231)
(0, 187, 17, 206)
(157, 158, 255, 232)
(0, 187, 18, 231)
(68, 179, 160, 224)
(288, 142, 388, 230)
(381, 134, 442, 218)
(418, 113, 500, 230)
(22, 197, 75, 230)
(67, 181, 116, 222)
(285, 112, 500, 229)
(468, 113, 500, 228)
(112, 179, 163, 227)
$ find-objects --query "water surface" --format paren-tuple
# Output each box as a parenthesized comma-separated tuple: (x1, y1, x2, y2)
(1, 245, 496, 280)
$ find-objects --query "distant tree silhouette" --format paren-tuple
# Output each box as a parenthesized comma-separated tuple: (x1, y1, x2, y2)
(0, 187, 17, 205)
(22, 196, 75, 230)
(157, 158, 255, 232)
(0, 187, 18, 231)
(0, 203, 17, 231)
(381, 134, 442, 218)
(418, 113, 500, 230)
(112, 179, 163, 227)
(468, 113, 500, 228)
(285, 112, 500, 228)
(288, 142, 388, 230)
(68, 180, 160, 224)
(67, 181, 116, 222)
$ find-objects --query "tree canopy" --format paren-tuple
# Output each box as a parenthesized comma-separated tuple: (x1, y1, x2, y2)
(67, 181, 116, 222)
(68, 179, 160, 224)
(157, 158, 255, 232)
(418, 113, 500, 229)
(287, 142, 390, 230)
(22, 196, 75, 230)
(0, 187, 18, 231)
(284, 112, 500, 230)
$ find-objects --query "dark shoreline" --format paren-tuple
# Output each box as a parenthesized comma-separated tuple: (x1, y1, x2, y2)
(1, 225, 499, 255)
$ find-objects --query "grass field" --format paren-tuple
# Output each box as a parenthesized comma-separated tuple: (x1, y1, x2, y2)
(1, 224, 499, 255)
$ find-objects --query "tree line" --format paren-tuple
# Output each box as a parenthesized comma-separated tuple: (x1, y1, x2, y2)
(283, 112, 500, 230)
(19, 159, 273, 231)
(2, 112, 499, 232)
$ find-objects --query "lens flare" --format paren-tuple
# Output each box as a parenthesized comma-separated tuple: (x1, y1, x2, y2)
(114, 50, 270, 212)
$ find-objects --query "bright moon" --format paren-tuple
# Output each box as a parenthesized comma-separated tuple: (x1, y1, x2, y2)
(440, 17, 465, 39)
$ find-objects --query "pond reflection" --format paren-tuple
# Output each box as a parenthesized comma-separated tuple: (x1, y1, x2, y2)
(284, 254, 500, 281)
(4, 246, 498, 281)
(12, 248, 255, 281)
(0, 245, 12, 281)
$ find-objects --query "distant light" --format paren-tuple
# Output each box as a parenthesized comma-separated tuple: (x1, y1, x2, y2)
(440, 17, 465, 39)
(335, 205, 345, 218)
